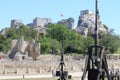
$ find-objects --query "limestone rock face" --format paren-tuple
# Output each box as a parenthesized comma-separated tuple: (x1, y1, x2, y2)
(57, 17, 75, 29)
(8, 36, 40, 60)
(76, 10, 107, 37)
(26, 39, 40, 60)
(27, 17, 52, 28)
(11, 19, 23, 28)
(9, 36, 28, 59)
(0, 28, 7, 35)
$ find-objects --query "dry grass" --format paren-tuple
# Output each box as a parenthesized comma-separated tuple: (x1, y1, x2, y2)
(1, 78, 57, 80)
(1, 77, 80, 80)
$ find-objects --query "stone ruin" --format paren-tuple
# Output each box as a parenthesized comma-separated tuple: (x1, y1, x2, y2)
(8, 36, 40, 61)
(0, 55, 84, 75)
(0, 54, 120, 75)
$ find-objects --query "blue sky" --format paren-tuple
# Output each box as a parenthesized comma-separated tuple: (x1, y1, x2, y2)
(0, 0, 120, 35)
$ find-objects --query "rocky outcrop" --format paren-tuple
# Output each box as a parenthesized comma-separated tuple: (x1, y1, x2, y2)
(8, 36, 40, 60)
(25, 39, 40, 60)
(9, 36, 28, 59)
(0, 28, 7, 35)
(57, 17, 75, 29)
(76, 10, 107, 37)
(27, 17, 52, 35)
(0, 52, 7, 60)
(28, 17, 52, 28)
(11, 19, 23, 28)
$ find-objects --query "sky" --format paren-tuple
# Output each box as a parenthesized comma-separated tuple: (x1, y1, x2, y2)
(0, 0, 120, 35)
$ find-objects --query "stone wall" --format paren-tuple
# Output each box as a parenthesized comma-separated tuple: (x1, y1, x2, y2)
(0, 61, 79, 75)
(0, 55, 82, 75)
(0, 55, 120, 75)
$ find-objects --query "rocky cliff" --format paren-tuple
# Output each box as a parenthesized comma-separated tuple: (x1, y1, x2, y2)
(57, 17, 75, 30)
(76, 10, 107, 37)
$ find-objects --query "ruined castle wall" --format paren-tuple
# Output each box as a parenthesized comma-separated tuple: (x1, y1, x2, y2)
(0, 54, 120, 75)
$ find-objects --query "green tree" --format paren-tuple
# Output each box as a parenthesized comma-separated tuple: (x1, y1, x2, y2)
(103, 24, 108, 31)
(0, 25, 38, 53)
(37, 36, 61, 54)
(99, 33, 120, 54)
(46, 24, 88, 54)
(46, 24, 68, 41)
(6, 25, 38, 41)
(0, 34, 4, 43)
(0, 35, 11, 53)
(65, 31, 86, 54)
